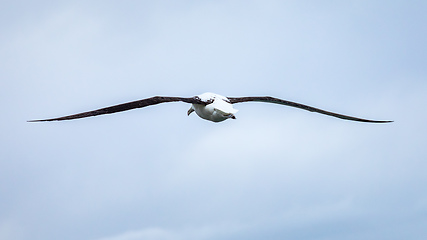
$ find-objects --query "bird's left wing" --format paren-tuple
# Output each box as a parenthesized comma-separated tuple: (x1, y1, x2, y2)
(227, 96, 392, 123)
(28, 96, 200, 122)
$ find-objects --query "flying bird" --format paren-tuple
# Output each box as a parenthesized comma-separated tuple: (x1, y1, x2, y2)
(28, 92, 392, 123)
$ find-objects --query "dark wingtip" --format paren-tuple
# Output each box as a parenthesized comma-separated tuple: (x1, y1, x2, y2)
(375, 120, 394, 123)
(27, 119, 56, 122)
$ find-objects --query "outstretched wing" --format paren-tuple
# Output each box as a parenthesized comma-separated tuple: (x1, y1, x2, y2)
(28, 96, 199, 122)
(227, 96, 392, 123)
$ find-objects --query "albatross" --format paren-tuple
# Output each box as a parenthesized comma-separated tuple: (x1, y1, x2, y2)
(28, 92, 392, 123)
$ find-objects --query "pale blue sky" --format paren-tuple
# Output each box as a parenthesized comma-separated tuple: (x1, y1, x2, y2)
(1, 1, 426, 240)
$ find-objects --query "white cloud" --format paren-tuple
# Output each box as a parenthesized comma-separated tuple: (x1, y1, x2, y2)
(96, 228, 175, 240)
(0, 220, 23, 240)
(95, 223, 245, 240)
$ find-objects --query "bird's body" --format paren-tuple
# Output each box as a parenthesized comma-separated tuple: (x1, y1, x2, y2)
(188, 93, 238, 122)
(28, 92, 392, 123)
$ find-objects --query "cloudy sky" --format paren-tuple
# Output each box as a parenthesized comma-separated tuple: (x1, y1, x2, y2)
(1, 1, 426, 240)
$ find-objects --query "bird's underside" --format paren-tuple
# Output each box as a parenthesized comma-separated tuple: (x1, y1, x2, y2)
(28, 93, 392, 123)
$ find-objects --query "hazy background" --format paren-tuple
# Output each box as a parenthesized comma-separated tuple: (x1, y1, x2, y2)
(1, 1, 426, 240)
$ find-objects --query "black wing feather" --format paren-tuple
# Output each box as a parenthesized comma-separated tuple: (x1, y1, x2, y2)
(28, 96, 198, 122)
(227, 96, 392, 123)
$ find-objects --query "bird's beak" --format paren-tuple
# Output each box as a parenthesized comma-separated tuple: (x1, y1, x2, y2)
(187, 107, 195, 116)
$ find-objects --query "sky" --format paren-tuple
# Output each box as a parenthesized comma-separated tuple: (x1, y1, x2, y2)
(1, 1, 426, 240)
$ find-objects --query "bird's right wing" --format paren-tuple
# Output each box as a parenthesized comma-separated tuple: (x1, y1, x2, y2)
(227, 96, 392, 123)
(28, 96, 201, 122)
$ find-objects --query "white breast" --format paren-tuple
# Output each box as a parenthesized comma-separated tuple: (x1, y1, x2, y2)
(192, 93, 238, 122)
